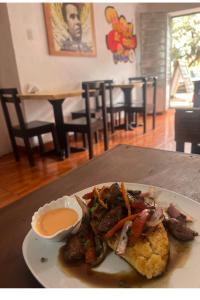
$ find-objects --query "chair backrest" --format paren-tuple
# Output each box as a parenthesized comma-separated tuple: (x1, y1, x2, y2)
(129, 76, 147, 106)
(82, 82, 108, 145)
(175, 108, 200, 144)
(82, 79, 114, 109)
(0, 88, 26, 133)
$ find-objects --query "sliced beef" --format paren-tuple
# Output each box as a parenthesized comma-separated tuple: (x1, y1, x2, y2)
(97, 205, 124, 233)
(165, 218, 198, 241)
(109, 183, 121, 200)
(63, 235, 85, 262)
(127, 190, 142, 198)
(63, 223, 89, 262)
(167, 203, 186, 223)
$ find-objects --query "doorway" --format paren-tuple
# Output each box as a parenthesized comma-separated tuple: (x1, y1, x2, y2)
(169, 12, 200, 108)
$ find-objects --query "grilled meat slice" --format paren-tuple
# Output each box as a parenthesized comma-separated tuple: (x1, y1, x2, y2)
(97, 206, 124, 234)
(165, 218, 198, 241)
(63, 235, 85, 262)
(63, 222, 89, 262)
(167, 203, 186, 223)
(107, 223, 169, 279)
(109, 183, 121, 200)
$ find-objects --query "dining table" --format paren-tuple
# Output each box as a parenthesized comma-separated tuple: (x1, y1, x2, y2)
(19, 89, 94, 160)
(1, 144, 200, 287)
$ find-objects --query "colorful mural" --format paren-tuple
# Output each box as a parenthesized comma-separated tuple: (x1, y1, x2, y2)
(105, 6, 137, 63)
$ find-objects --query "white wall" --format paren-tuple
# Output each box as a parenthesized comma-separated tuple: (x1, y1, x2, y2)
(0, 4, 20, 156)
(7, 3, 138, 129)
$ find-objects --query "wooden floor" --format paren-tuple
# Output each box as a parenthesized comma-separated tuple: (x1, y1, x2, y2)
(0, 109, 180, 209)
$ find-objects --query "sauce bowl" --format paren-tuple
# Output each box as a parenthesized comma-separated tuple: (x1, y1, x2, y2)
(31, 196, 83, 242)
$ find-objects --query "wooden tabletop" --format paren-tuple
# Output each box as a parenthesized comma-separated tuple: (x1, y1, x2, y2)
(2, 144, 200, 287)
(18, 82, 150, 101)
(18, 89, 85, 101)
(112, 82, 143, 89)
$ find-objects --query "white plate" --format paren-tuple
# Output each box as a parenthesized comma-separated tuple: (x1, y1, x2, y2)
(22, 182, 200, 288)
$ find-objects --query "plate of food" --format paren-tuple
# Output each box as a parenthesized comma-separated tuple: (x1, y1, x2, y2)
(22, 182, 200, 288)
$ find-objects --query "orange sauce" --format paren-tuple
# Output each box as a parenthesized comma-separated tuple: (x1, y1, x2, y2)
(36, 208, 78, 236)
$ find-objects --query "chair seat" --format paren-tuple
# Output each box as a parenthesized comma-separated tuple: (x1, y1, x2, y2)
(14, 120, 53, 130)
(71, 108, 101, 119)
(129, 102, 153, 109)
(13, 120, 54, 137)
(65, 117, 103, 132)
(98, 102, 125, 111)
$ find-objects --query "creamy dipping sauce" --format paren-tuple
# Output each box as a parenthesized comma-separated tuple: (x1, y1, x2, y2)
(36, 208, 78, 236)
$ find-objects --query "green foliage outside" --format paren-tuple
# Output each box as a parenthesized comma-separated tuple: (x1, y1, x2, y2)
(171, 13, 200, 71)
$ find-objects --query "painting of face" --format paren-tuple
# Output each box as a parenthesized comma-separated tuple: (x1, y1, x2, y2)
(43, 3, 96, 57)
(63, 4, 82, 42)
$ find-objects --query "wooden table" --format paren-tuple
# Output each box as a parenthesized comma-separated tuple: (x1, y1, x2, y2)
(1, 144, 200, 287)
(19, 90, 87, 160)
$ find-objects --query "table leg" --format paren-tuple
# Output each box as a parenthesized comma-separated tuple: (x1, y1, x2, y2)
(176, 141, 184, 153)
(49, 100, 69, 160)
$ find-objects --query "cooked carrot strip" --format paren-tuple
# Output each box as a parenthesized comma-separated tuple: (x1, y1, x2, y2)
(104, 214, 137, 239)
(94, 187, 108, 209)
(121, 182, 131, 216)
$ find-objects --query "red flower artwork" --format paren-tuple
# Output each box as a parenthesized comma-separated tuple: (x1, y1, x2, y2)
(105, 6, 137, 63)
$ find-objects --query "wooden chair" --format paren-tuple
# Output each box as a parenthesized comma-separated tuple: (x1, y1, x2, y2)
(175, 108, 200, 154)
(0, 88, 58, 167)
(64, 82, 108, 159)
(71, 80, 125, 133)
(128, 76, 157, 133)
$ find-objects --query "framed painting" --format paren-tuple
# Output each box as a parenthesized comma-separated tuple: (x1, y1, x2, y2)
(43, 3, 96, 57)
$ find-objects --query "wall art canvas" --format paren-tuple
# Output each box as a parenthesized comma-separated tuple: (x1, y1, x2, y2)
(43, 3, 96, 56)
(105, 6, 137, 63)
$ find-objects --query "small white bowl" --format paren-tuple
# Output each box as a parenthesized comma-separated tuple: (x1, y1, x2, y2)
(31, 196, 83, 242)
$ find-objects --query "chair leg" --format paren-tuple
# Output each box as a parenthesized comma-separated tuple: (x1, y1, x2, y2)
(65, 132, 70, 158)
(10, 134, 20, 162)
(125, 112, 129, 131)
(110, 111, 115, 133)
(82, 133, 87, 148)
(38, 135, 45, 154)
(143, 111, 147, 134)
(94, 131, 99, 144)
(23, 136, 35, 167)
(74, 132, 78, 142)
(119, 112, 121, 125)
(176, 141, 184, 152)
(87, 131, 93, 159)
(135, 112, 138, 126)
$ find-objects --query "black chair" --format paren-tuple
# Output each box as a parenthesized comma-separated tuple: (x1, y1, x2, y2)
(175, 108, 200, 154)
(0, 88, 58, 167)
(71, 80, 125, 133)
(64, 82, 108, 159)
(128, 76, 157, 133)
